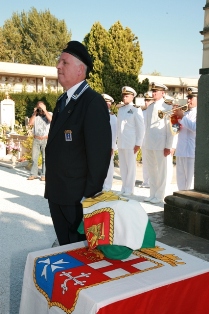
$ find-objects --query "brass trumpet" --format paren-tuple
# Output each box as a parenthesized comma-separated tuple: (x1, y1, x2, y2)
(158, 104, 188, 119)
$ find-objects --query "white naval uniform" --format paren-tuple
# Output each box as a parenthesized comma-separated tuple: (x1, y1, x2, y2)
(103, 113, 117, 191)
(141, 108, 149, 186)
(144, 98, 175, 201)
(167, 133, 178, 185)
(117, 103, 144, 194)
(175, 107, 197, 190)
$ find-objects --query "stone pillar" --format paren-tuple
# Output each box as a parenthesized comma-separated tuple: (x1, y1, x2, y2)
(164, 1, 209, 240)
(201, 0, 209, 69)
(43, 76, 46, 91)
(195, 0, 209, 192)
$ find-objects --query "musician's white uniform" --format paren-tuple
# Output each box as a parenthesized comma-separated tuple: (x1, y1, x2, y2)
(141, 108, 150, 187)
(144, 98, 175, 201)
(175, 107, 197, 190)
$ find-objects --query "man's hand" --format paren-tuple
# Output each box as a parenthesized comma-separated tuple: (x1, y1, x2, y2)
(134, 145, 140, 154)
(37, 103, 52, 122)
(173, 108, 184, 119)
(164, 148, 171, 157)
(170, 148, 175, 156)
(38, 103, 47, 113)
(29, 108, 37, 125)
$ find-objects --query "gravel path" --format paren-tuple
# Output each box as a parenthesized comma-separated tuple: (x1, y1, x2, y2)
(0, 166, 55, 314)
(1, 163, 209, 314)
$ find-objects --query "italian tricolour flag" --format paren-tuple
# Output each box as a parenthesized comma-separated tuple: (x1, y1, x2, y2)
(81, 191, 156, 259)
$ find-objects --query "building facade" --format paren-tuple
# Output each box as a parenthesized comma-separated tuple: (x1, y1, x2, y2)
(139, 74, 198, 100)
(0, 61, 198, 97)
(0, 62, 63, 93)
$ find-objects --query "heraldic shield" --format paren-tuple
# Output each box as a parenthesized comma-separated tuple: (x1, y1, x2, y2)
(78, 191, 156, 259)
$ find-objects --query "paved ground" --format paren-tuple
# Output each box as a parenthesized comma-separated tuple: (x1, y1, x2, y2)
(0, 162, 209, 314)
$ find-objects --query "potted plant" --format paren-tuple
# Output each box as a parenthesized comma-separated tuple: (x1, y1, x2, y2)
(6, 140, 20, 165)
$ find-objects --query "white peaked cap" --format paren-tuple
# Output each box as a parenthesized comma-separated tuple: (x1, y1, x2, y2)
(121, 86, 137, 97)
(102, 93, 114, 103)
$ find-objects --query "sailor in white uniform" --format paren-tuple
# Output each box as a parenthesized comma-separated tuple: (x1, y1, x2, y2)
(163, 95, 178, 186)
(117, 86, 144, 196)
(140, 91, 154, 188)
(174, 87, 198, 190)
(102, 94, 118, 191)
(143, 82, 175, 204)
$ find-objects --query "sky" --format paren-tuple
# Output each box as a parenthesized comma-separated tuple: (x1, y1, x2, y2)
(0, 0, 206, 78)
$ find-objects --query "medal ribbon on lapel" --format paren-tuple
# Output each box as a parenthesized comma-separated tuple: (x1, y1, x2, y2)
(52, 81, 90, 126)
(71, 81, 89, 100)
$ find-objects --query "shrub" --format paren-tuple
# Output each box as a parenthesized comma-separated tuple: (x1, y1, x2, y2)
(22, 136, 42, 166)
(0, 91, 61, 125)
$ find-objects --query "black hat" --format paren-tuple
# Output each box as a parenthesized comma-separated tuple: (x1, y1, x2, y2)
(62, 41, 93, 76)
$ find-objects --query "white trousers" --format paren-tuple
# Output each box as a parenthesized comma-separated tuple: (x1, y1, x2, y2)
(141, 146, 149, 185)
(167, 154, 174, 185)
(145, 149, 172, 200)
(118, 149, 136, 194)
(176, 157, 194, 190)
(103, 155, 114, 191)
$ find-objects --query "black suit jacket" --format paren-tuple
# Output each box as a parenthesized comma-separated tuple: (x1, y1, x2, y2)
(44, 82, 112, 205)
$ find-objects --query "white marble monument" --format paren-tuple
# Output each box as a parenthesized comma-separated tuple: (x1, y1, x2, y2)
(0, 94, 15, 128)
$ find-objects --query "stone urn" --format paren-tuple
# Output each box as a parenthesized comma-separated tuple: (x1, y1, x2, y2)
(11, 155, 17, 166)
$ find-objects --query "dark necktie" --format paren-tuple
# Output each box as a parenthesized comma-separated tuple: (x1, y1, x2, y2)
(59, 92, 68, 113)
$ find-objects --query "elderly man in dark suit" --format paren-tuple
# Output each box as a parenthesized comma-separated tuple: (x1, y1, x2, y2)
(44, 41, 112, 246)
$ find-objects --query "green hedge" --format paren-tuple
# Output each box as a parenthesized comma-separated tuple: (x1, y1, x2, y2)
(0, 92, 62, 125)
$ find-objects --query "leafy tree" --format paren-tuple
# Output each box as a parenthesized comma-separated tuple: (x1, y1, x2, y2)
(0, 7, 71, 66)
(150, 70, 161, 76)
(83, 22, 110, 93)
(139, 78, 150, 94)
(85, 21, 148, 103)
(0, 28, 5, 59)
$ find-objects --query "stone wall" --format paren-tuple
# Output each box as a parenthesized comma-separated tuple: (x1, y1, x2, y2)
(0, 75, 60, 93)
(0, 61, 198, 97)
(0, 61, 63, 93)
(139, 74, 198, 100)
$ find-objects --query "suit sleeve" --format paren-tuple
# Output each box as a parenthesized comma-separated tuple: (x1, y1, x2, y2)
(83, 94, 112, 198)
